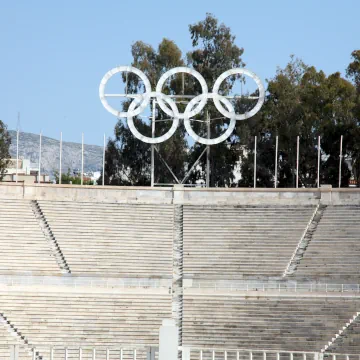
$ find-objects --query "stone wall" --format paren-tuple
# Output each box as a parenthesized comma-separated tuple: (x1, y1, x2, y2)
(0, 183, 359, 205)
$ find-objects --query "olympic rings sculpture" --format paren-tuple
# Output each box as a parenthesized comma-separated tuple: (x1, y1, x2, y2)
(99, 66, 265, 145)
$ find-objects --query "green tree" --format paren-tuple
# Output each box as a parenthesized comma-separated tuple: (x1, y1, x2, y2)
(0, 120, 11, 181)
(186, 14, 245, 187)
(103, 14, 245, 187)
(238, 56, 358, 188)
(103, 38, 187, 186)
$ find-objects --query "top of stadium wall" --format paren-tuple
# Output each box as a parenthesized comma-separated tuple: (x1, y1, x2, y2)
(0, 182, 359, 205)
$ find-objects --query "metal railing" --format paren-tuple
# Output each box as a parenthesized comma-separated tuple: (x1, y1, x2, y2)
(0, 275, 171, 289)
(181, 347, 360, 360)
(191, 281, 360, 294)
(1, 345, 158, 360)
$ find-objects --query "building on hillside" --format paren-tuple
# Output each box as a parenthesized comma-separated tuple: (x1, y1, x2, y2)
(1, 158, 50, 184)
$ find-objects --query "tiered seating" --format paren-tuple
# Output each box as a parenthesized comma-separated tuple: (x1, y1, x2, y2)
(330, 318, 360, 354)
(183, 206, 315, 278)
(0, 289, 171, 359)
(183, 293, 360, 352)
(38, 201, 174, 278)
(0, 199, 60, 275)
(295, 206, 360, 280)
(0, 322, 32, 360)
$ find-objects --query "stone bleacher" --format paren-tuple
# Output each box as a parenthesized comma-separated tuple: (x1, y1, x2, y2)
(0, 199, 60, 275)
(183, 293, 360, 352)
(295, 206, 360, 281)
(0, 289, 171, 359)
(37, 201, 174, 278)
(183, 205, 315, 279)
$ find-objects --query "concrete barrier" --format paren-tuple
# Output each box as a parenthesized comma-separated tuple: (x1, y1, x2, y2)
(0, 183, 359, 205)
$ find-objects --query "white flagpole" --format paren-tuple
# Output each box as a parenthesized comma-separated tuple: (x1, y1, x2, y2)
(275, 136, 278, 188)
(81, 133, 84, 186)
(16, 129, 19, 183)
(296, 136, 299, 188)
(38, 132, 42, 184)
(59, 132, 62, 185)
(254, 136, 257, 188)
(339, 135, 343, 188)
(317, 136, 321, 188)
(102, 134, 105, 186)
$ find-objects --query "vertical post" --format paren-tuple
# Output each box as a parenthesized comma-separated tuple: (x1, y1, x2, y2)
(81, 133, 84, 186)
(206, 111, 210, 187)
(102, 133, 106, 186)
(16, 128, 19, 183)
(296, 136, 299, 188)
(254, 136, 257, 188)
(38, 132, 42, 184)
(317, 136, 321, 188)
(50, 347, 54, 360)
(59, 132, 62, 184)
(10, 344, 19, 360)
(158, 319, 179, 360)
(151, 99, 156, 187)
(274, 135, 278, 188)
(339, 135, 343, 188)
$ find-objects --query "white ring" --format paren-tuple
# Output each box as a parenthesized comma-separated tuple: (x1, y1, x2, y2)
(183, 93, 236, 145)
(212, 68, 265, 120)
(127, 92, 180, 144)
(99, 66, 152, 118)
(156, 67, 208, 119)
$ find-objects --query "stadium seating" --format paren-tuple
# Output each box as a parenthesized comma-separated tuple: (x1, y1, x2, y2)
(0, 289, 171, 359)
(327, 316, 360, 354)
(295, 206, 360, 280)
(0, 199, 60, 275)
(183, 293, 360, 352)
(37, 201, 174, 278)
(183, 206, 315, 279)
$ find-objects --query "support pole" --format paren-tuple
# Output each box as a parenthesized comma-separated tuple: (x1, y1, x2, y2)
(296, 136, 299, 188)
(274, 135, 278, 188)
(317, 136, 321, 188)
(254, 136, 257, 188)
(151, 100, 156, 187)
(206, 111, 210, 187)
(16, 129, 19, 183)
(59, 132, 62, 184)
(339, 135, 343, 188)
(38, 132, 42, 184)
(81, 133, 84, 186)
(103, 133, 106, 186)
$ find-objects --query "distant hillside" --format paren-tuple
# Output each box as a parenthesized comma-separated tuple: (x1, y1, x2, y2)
(8, 131, 103, 176)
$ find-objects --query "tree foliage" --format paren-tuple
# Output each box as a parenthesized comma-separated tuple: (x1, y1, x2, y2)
(238, 56, 359, 187)
(0, 120, 11, 181)
(103, 14, 244, 186)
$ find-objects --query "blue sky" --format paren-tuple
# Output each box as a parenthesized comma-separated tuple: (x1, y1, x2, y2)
(0, 0, 359, 145)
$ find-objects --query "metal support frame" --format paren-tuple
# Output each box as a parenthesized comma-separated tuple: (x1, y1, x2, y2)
(154, 146, 180, 184)
(38, 132, 42, 184)
(206, 111, 210, 187)
(339, 135, 343, 188)
(182, 147, 208, 185)
(81, 133, 84, 186)
(296, 136, 299, 188)
(151, 99, 156, 187)
(254, 136, 257, 188)
(274, 136, 278, 188)
(102, 133, 106, 186)
(317, 136, 321, 188)
(59, 132, 62, 185)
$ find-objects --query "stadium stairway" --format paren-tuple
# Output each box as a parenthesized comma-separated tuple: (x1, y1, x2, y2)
(295, 206, 360, 281)
(37, 201, 174, 278)
(183, 205, 316, 279)
(0, 199, 61, 275)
